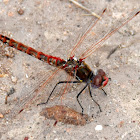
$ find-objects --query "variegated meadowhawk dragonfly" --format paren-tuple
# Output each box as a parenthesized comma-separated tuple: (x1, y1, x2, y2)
(0, 9, 139, 118)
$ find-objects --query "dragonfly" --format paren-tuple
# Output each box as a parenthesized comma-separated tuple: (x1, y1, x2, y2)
(0, 9, 139, 118)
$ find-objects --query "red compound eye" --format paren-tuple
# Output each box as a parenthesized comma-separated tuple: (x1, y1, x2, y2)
(93, 75, 102, 87)
(92, 69, 109, 88)
(97, 69, 105, 76)
(102, 76, 109, 87)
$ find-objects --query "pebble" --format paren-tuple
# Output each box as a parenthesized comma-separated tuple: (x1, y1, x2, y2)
(17, 8, 24, 15)
(11, 76, 17, 83)
(95, 125, 103, 131)
(3, 0, 9, 4)
(0, 113, 4, 118)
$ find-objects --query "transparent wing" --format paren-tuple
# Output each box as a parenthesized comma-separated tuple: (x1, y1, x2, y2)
(69, 9, 106, 58)
(79, 9, 140, 60)
(6, 67, 63, 120)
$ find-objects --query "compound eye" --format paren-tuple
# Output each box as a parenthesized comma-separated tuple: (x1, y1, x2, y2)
(98, 69, 105, 76)
(102, 76, 109, 87)
(93, 75, 102, 87)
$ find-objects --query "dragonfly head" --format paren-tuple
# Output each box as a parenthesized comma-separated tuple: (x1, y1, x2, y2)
(91, 69, 108, 88)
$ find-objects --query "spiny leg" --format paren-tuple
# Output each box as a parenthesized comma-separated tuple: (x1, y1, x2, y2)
(88, 85, 102, 112)
(37, 80, 81, 106)
(76, 83, 88, 115)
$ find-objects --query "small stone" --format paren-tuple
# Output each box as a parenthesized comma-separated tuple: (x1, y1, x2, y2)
(25, 74, 29, 78)
(0, 74, 7, 78)
(8, 11, 14, 17)
(95, 125, 103, 131)
(4, 47, 15, 58)
(11, 76, 17, 83)
(24, 137, 29, 140)
(0, 113, 4, 118)
(3, 0, 9, 4)
(17, 8, 24, 15)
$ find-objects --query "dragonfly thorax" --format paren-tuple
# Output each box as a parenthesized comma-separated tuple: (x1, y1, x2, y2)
(64, 57, 109, 88)
(64, 57, 82, 76)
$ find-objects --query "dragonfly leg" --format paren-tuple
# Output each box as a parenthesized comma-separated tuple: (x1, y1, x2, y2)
(101, 77, 111, 95)
(88, 85, 102, 112)
(76, 83, 88, 115)
(102, 88, 107, 96)
(37, 80, 81, 106)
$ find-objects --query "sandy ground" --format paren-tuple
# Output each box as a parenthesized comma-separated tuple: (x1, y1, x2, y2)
(0, 0, 140, 140)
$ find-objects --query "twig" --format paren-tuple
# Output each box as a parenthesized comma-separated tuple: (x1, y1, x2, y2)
(69, 0, 101, 19)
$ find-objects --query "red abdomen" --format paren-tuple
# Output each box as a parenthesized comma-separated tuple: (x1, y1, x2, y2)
(0, 34, 66, 67)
